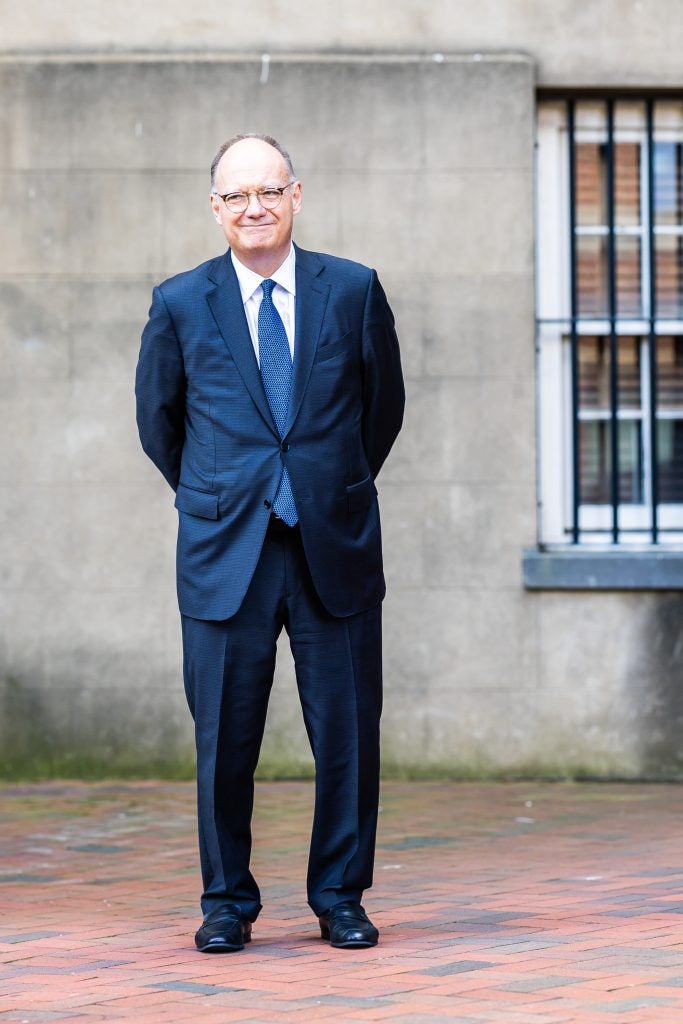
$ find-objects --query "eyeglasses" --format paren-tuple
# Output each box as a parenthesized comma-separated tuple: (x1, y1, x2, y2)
(213, 182, 296, 214)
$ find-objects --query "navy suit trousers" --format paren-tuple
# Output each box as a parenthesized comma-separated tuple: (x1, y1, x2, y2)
(181, 520, 383, 921)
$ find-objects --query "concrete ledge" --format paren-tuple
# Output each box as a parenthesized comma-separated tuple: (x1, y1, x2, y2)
(522, 548, 683, 590)
(0, 51, 533, 65)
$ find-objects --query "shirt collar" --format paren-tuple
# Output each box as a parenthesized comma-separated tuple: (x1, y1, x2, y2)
(231, 245, 297, 303)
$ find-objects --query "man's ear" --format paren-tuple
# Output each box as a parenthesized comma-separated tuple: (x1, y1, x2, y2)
(292, 182, 302, 217)
(209, 193, 223, 225)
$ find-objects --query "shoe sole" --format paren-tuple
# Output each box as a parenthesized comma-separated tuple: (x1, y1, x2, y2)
(329, 938, 377, 948)
(196, 933, 251, 953)
(197, 943, 244, 952)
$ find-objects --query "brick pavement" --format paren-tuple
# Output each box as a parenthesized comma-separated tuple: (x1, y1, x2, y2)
(1, 780, 683, 1023)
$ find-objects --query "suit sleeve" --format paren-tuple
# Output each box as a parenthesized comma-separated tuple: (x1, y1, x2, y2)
(135, 285, 186, 491)
(361, 270, 405, 478)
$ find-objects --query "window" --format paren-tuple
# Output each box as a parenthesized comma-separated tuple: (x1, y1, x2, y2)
(536, 98, 683, 554)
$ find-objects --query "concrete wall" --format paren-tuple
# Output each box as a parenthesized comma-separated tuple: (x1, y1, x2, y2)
(1, 49, 682, 779)
(1, 0, 681, 88)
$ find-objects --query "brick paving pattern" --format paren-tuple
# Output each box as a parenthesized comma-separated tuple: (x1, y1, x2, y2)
(1, 780, 683, 1022)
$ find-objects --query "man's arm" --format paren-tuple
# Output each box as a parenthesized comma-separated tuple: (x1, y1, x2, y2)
(135, 286, 186, 491)
(361, 271, 405, 479)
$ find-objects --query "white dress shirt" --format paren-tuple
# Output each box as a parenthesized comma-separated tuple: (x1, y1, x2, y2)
(230, 246, 296, 364)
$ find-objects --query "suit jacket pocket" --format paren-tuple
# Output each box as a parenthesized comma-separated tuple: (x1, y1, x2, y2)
(174, 483, 219, 520)
(346, 473, 377, 513)
(314, 330, 355, 364)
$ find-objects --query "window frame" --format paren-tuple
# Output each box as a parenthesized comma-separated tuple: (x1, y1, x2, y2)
(527, 96, 683, 590)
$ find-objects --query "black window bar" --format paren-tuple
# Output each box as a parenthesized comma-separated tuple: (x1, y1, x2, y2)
(606, 99, 619, 544)
(567, 99, 580, 544)
(646, 98, 660, 544)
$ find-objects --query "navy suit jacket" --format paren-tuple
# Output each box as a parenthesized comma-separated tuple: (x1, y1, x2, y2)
(135, 243, 404, 620)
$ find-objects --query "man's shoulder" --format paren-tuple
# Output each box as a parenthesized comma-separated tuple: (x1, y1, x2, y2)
(295, 246, 374, 285)
(155, 254, 226, 297)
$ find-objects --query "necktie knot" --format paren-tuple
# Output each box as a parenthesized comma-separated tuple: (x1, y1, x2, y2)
(261, 278, 276, 300)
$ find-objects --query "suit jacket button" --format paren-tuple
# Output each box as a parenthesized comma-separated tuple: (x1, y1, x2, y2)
(264, 499, 272, 509)
(280, 441, 290, 452)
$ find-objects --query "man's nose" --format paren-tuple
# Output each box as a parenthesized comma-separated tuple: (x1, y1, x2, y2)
(245, 193, 266, 215)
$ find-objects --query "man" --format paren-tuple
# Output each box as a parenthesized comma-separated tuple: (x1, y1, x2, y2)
(136, 133, 404, 952)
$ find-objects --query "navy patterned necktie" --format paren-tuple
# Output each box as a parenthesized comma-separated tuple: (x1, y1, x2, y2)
(258, 279, 298, 526)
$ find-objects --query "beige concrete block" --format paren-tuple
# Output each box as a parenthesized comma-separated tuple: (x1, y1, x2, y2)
(5, 59, 444, 176)
(0, 174, 71, 275)
(0, 280, 70, 380)
(378, 272, 535, 384)
(421, 482, 536, 589)
(3, 61, 248, 172)
(290, 171, 344, 260)
(0, 481, 176, 592)
(0, 579, 191, 763)
(0, 483, 73, 591)
(384, 376, 535, 485)
(415, 171, 533, 277)
(379, 274, 426, 380)
(337, 169, 532, 276)
(421, 60, 534, 171)
(0, 172, 165, 275)
(157, 173, 227, 274)
(534, 592, 683, 777)
(536, 592, 644, 697)
(69, 278, 154, 381)
(0, 584, 181, 687)
(422, 274, 535, 379)
(249, 61, 425, 173)
(376, 481, 434, 588)
(334, 170, 422, 274)
(381, 686, 538, 770)
(0, 380, 143, 483)
(383, 587, 537, 696)
(69, 172, 167, 276)
(380, 682, 642, 775)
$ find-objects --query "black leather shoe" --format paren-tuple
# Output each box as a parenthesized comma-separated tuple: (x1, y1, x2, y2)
(195, 907, 252, 953)
(319, 901, 379, 948)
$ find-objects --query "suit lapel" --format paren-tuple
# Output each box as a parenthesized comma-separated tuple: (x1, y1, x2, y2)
(205, 247, 329, 438)
(288, 246, 329, 433)
(206, 252, 277, 434)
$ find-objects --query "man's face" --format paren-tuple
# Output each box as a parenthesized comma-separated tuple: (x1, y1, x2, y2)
(210, 139, 302, 268)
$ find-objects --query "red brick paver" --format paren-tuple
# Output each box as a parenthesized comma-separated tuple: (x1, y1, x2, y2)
(1, 781, 683, 1022)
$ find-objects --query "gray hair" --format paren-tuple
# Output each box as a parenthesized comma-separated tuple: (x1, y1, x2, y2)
(210, 133, 296, 187)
